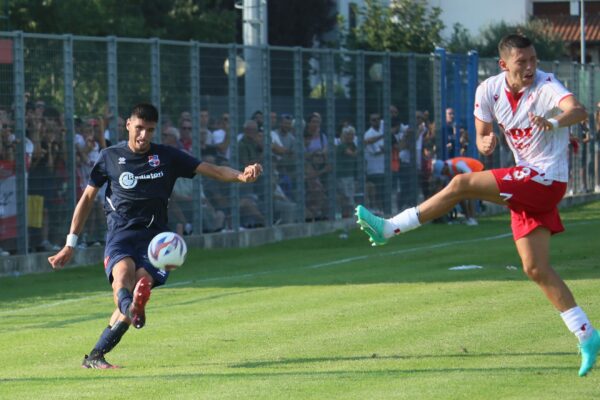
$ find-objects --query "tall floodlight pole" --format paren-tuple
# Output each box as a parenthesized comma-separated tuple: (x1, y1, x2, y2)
(581, 0, 586, 64)
(243, 0, 268, 119)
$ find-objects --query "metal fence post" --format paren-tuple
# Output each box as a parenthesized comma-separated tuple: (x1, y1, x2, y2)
(467, 50, 479, 158)
(13, 31, 27, 254)
(407, 53, 418, 205)
(150, 38, 161, 141)
(355, 51, 366, 207)
(325, 50, 336, 221)
(62, 34, 76, 214)
(190, 41, 203, 234)
(261, 45, 273, 227)
(107, 36, 118, 141)
(434, 47, 447, 160)
(227, 45, 241, 231)
(293, 47, 305, 223)
(571, 61, 581, 193)
(382, 52, 392, 215)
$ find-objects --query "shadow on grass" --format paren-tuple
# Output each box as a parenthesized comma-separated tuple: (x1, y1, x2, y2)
(228, 351, 574, 369)
(0, 355, 580, 384)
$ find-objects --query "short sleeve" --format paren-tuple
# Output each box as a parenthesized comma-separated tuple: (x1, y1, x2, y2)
(474, 82, 494, 123)
(89, 150, 108, 188)
(540, 73, 572, 109)
(172, 148, 202, 179)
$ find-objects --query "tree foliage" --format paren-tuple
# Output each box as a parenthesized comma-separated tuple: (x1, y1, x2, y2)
(446, 20, 566, 60)
(343, 0, 445, 53)
(476, 20, 566, 60)
(7, 0, 237, 43)
(445, 23, 478, 55)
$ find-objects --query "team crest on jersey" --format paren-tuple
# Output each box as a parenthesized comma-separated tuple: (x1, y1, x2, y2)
(493, 94, 499, 102)
(148, 155, 160, 167)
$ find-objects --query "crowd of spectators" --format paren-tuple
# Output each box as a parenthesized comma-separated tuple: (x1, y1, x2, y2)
(0, 98, 532, 256)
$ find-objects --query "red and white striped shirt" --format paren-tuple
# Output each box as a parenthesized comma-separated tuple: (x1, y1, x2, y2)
(474, 70, 572, 182)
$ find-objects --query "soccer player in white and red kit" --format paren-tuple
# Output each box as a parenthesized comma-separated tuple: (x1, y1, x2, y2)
(355, 34, 600, 376)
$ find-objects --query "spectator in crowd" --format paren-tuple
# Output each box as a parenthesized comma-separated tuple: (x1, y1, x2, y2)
(179, 117, 193, 153)
(162, 126, 182, 150)
(163, 126, 225, 234)
(273, 113, 296, 199)
(578, 119, 591, 193)
(269, 111, 278, 132)
(304, 112, 327, 155)
(416, 110, 436, 200)
(0, 118, 16, 256)
(272, 169, 297, 225)
(200, 109, 211, 132)
(304, 150, 329, 221)
(336, 125, 358, 217)
(445, 107, 458, 158)
(210, 113, 231, 164)
(251, 110, 264, 132)
(364, 113, 384, 213)
(303, 112, 330, 219)
(28, 107, 63, 251)
(238, 120, 266, 228)
(594, 102, 600, 192)
(459, 127, 469, 156)
(390, 104, 400, 120)
(396, 123, 415, 210)
(74, 118, 106, 247)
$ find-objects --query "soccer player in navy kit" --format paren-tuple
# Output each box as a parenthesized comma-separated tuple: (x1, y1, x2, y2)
(48, 103, 262, 369)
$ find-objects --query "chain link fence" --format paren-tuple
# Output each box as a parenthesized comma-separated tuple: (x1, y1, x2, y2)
(0, 32, 596, 255)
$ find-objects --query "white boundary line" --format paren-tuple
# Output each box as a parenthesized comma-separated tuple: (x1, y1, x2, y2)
(1, 221, 593, 316)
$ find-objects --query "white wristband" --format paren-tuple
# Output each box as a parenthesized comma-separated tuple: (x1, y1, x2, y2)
(547, 118, 559, 130)
(66, 233, 78, 248)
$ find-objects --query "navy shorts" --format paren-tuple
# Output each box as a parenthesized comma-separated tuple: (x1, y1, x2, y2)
(103, 227, 170, 287)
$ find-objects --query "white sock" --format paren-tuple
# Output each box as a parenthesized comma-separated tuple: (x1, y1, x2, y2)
(561, 306, 594, 342)
(383, 206, 421, 238)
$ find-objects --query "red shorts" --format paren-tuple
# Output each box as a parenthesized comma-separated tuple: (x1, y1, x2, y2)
(491, 166, 567, 241)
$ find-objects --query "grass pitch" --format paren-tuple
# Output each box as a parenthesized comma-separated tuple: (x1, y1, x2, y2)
(2, 202, 600, 399)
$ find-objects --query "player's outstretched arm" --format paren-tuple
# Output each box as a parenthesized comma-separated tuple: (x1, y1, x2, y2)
(195, 162, 263, 183)
(48, 185, 99, 270)
(529, 96, 587, 131)
(475, 117, 496, 156)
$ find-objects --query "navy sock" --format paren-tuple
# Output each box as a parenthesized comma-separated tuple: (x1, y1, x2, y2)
(91, 321, 130, 356)
(117, 288, 133, 317)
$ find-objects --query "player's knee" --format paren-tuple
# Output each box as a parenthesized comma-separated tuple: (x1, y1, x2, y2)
(522, 262, 545, 282)
(446, 174, 469, 196)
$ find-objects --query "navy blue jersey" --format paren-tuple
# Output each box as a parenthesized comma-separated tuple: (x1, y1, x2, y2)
(89, 142, 201, 231)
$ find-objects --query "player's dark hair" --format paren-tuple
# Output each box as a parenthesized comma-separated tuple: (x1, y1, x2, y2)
(130, 103, 159, 122)
(498, 34, 533, 57)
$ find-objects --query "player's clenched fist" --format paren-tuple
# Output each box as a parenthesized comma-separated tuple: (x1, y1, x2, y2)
(480, 132, 497, 156)
(239, 163, 263, 183)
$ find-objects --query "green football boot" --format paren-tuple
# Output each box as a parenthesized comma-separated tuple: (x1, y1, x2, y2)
(355, 205, 388, 247)
(579, 329, 600, 377)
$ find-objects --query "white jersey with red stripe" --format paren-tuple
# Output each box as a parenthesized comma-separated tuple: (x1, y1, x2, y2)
(474, 69, 572, 182)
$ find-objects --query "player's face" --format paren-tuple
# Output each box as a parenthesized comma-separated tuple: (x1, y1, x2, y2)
(127, 116, 156, 153)
(500, 46, 537, 91)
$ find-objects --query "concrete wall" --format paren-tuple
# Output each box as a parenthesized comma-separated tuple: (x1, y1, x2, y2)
(1, 192, 598, 278)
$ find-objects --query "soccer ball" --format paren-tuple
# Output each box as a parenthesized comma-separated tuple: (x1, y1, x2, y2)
(147, 232, 187, 271)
